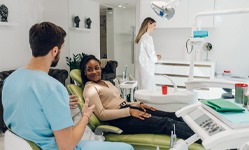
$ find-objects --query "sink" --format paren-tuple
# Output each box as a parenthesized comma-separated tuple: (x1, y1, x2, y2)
(134, 89, 198, 112)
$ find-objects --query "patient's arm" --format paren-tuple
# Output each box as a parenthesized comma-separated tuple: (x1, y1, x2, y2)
(83, 84, 131, 121)
(139, 103, 157, 112)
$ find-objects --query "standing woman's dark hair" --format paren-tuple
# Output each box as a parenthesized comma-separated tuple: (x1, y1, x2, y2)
(80, 54, 101, 85)
(135, 17, 156, 44)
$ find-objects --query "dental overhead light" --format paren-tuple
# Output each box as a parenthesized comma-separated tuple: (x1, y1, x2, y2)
(150, 1, 177, 20)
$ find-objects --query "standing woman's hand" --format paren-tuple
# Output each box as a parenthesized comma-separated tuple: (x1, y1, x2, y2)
(156, 54, 161, 60)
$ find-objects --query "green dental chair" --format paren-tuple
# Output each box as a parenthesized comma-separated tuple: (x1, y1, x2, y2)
(67, 69, 204, 150)
(4, 129, 41, 150)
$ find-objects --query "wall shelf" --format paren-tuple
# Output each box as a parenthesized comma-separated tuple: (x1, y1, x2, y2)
(69, 27, 90, 32)
(0, 22, 18, 27)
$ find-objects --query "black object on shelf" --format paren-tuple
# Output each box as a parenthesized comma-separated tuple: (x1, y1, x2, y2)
(0, 4, 8, 22)
(86, 18, 92, 29)
(74, 16, 80, 28)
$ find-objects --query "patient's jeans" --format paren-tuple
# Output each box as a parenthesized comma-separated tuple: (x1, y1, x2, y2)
(108, 107, 194, 140)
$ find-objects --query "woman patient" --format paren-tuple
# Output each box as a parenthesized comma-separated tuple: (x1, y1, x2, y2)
(81, 54, 194, 139)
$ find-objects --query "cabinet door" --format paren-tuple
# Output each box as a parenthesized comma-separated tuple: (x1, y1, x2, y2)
(140, 0, 188, 28)
(188, 0, 215, 28)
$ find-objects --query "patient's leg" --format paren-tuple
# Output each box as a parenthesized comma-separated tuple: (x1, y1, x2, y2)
(108, 114, 194, 139)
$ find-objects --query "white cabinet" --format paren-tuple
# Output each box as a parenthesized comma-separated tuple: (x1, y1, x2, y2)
(154, 60, 215, 99)
(139, 0, 215, 28)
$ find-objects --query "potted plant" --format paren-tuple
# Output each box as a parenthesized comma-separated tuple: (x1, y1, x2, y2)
(66, 53, 86, 70)
(66, 53, 86, 83)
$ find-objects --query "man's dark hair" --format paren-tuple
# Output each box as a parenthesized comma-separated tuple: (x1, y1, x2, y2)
(29, 22, 66, 57)
(80, 54, 101, 85)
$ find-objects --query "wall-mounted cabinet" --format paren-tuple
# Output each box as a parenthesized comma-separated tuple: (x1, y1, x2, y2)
(139, 0, 215, 28)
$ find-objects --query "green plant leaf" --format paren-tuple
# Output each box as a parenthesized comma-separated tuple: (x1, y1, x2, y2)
(65, 52, 87, 70)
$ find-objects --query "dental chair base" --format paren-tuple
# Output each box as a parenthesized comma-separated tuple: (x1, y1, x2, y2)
(134, 90, 198, 112)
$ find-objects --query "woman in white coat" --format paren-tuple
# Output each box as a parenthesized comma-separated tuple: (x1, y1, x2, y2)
(135, 17, 160, 90)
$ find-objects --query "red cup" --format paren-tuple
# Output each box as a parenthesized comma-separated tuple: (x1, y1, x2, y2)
(162, 85, 168, 95)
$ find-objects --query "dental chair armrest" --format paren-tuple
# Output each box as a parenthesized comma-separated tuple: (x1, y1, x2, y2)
(185, 79, 245, 90)
(95, 125, 123, 135)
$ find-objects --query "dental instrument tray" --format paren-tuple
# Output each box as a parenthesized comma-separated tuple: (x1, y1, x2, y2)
(201, 98, 245, 112)
(176, 100, 249, 150)
(201, 99, 249, 129)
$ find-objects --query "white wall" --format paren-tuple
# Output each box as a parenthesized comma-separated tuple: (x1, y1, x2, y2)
(106, 9, 114, 60)
(210, 0, 249, 77)
(43, 0, 69, 71)
(0, 0, 101, 85)
(69, 0, 100, 58)
(113, 7, 136, 76)
(151, 0, 249, 78)
(0, 0, 43, 71)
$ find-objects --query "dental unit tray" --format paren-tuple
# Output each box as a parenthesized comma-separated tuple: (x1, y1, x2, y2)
(201, 98, 245, 112)
(175, 100, 249, 150)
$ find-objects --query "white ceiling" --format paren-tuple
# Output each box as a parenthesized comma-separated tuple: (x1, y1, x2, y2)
(90, 0, 136, 15)
(91, 0, 136, 8)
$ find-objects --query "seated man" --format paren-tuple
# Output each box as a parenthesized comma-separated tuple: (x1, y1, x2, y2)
(2, 22, 133, 150)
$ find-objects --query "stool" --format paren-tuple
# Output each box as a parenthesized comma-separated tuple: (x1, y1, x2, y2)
(120, 81, 137, 102)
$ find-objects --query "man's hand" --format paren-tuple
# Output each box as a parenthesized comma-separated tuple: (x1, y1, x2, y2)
(69, 95, 79, 109)
(157, 54, 161, 60)
(140, 103, 157, 112)
(129, 108, 151, 120)
(82, 98, 95, 120)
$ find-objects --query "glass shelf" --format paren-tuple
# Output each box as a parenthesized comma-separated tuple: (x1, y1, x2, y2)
(0, 22, 18, 27)
(69, 27, 90, 32)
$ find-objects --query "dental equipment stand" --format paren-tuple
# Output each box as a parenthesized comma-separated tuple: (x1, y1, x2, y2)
(171, 99, 249, 150)
(188, 7, 249, 81)
(170, 79, 249, 150)
(172, 8, 249, 148)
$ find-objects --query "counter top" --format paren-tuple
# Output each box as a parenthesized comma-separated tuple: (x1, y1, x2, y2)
(156, 60, 215, 65)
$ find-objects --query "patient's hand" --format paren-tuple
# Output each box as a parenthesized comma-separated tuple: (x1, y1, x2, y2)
(140, 103, 157, 112)
(69, 95, 79, 109)
(130, 109, 151, 120)
(82, 98, 95, 119)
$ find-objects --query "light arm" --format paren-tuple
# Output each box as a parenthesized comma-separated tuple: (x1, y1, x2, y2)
(189, 7, 249, 80)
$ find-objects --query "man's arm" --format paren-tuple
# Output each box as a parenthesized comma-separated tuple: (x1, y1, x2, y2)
(53, 98, 95, 149)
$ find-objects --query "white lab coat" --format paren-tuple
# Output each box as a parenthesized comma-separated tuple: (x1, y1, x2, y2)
(135, 32, 157, 90)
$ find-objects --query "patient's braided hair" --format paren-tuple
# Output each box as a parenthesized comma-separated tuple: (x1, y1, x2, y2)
(80, 54, 101, 85)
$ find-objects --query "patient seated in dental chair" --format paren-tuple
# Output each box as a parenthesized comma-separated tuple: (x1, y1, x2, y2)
(80, 54, 195, 139)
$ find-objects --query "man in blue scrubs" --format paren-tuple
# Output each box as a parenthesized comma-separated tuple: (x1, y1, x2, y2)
(2, 22, 133, 150)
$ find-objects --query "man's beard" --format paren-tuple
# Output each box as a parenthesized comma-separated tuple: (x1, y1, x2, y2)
(51, 52, 60, 67)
